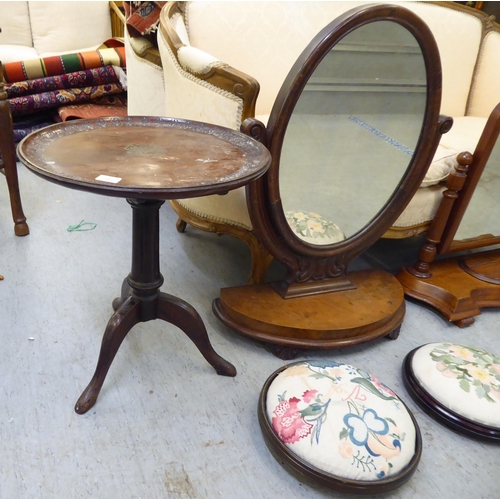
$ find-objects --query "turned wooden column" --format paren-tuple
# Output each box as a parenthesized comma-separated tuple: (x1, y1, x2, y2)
(407, 151, 473, 278)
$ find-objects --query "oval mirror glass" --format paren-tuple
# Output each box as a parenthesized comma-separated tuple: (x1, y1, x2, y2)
(279, 20, 427, 245)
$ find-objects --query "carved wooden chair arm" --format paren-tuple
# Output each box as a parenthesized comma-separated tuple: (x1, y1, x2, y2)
(128, 36, 162, 67)
(159, 2, 260, 121)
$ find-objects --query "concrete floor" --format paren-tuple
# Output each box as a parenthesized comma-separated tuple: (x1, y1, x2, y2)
(1, 162, 499, 498)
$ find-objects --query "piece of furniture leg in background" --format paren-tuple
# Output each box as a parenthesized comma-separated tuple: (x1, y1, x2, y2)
(0, 61, 28, 236)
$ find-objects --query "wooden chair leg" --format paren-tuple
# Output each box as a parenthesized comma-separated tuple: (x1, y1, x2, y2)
(246, 236, 274, 284)
(170, 200, 273, 284)
(0, 64, 29, 236)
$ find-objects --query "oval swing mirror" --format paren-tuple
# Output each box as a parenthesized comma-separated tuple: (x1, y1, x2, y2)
(215, 4, 450, 356)
(279, 21, 427, 244)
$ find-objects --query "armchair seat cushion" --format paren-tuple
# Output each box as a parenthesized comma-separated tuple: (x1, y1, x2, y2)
(176, 188, 252, 230)
(403, 343, 500, 440)
(259, 361, 421, 492)
(391, 184, 446, 228)
(439, 116, 487, 153)
(419, 145, 458, 187)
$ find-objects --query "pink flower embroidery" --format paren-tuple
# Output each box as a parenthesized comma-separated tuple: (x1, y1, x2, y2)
(491, 364, 500, 375)
(436, 361, 458, 378)
(370, 376, 397, 397)
(302, 389, 318, 403)
(272, 397, 313, 444)
(449, 345, 475, 362)
(338, 439, 354, 458)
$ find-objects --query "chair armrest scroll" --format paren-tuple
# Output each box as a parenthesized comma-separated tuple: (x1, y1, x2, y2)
(128, 35, 162, 67)
(160, 2, 259, 121)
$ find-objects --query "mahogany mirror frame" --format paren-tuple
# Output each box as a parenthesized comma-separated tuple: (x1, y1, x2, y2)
(245, 4, 448, 297)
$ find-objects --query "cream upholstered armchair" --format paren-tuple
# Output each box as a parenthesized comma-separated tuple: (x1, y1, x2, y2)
(143, 1, 500, 283)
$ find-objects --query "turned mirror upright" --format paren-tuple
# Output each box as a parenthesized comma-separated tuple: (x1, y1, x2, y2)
(398, 103, 500, 326)
(213, 4, 451, 358)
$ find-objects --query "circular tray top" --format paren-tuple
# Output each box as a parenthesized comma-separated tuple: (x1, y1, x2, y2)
(17, 116, 271, 199)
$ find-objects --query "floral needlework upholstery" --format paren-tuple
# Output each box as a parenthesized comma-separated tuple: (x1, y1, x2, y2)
(285, 211, 345, 245)
(410, 343, 500, 428)
(265, 361, 418, 482)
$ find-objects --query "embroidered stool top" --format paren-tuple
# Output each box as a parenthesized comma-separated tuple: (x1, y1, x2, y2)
(285, 211, 345, 245)
(403, 342, 500, 441)
(258, 361, 422, 494)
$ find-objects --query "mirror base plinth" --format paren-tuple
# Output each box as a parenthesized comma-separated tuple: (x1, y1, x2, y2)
(396, 248, 500, 327)
(213, 269, 405, 352)
(272, 276, 356, 299)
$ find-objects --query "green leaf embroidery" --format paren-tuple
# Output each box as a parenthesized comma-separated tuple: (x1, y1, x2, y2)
(339, 427, 349, 440)
(459, 379, 470, 393)
(475, 385, 486, 399)
(484, 392, 496, 403)
(350, 378, 395, 400)
(300, 404, 324, 418)
(450, 356, 468, 365)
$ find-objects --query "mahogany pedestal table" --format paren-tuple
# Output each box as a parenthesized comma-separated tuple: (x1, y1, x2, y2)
(17, 116, 271, 414)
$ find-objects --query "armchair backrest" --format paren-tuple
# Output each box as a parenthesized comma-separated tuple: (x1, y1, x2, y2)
(1, 2, 33, 48)
(179, 1, 487, 118)
(184, 1, 368, 116)
(467, 26, 500, 118)
(28, 1, 112, 56)
(1, 1, 112, 57)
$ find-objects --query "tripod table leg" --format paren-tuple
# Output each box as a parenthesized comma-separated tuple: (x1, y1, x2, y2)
(75, 296, 142, 414)
(112, 277, 133, 311)
(156, 292, 236, 377)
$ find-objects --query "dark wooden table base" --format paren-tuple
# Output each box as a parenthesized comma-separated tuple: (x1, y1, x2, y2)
(75, 198, 236, 415)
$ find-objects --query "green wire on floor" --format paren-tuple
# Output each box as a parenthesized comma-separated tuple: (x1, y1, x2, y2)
(67, 220, 97, 232)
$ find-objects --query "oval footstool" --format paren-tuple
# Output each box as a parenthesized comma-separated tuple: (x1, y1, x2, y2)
(258, 361, 422, 494)
(403, 342, 500, 441)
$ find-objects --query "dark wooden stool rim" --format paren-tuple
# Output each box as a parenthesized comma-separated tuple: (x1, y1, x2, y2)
(403, 348, 500, 442)
(258, 362, 423, 494)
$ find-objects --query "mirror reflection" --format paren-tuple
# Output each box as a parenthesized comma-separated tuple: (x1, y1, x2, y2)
(454, 138, 500, 241)
(279, 21, 427, 244)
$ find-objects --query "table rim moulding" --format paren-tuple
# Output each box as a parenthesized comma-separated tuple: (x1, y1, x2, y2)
(16, 116, 271, 200)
